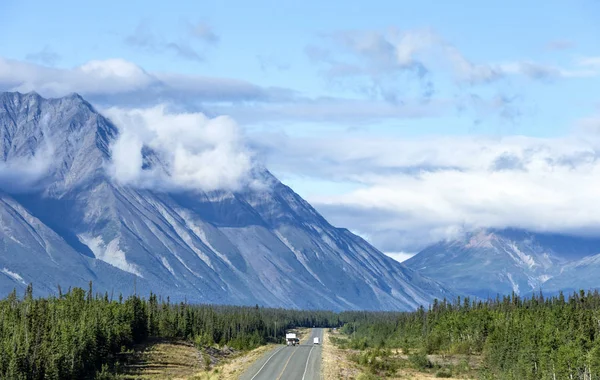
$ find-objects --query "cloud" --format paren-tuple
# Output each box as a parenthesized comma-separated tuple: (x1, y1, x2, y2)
(214, 97, 449, 125)
(0, 144, 54, 192)
(125, 22, 206, 62)
(578, 57, 600, 70)
(2, 53, 587, 128)
(189, 22, 219, 45)
(307, 29, 437, 102)
(104, 105, 257, 192)
(25, 46, 60, 66)
(490, 152, 526, 171)
(257, 129, 600, 252)
(0, 57, 296, 108)
(307, 28, 505, 95)
(310, 28, 598, 89)
(546, 39, 575, 51)
(575, 111, 600, 135)
(0, 57, 459, 125)
(306, 28, 600, 125)
(500, 60, 598, 80)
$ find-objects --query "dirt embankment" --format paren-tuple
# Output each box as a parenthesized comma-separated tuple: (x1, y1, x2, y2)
(119, 338, 276, 380)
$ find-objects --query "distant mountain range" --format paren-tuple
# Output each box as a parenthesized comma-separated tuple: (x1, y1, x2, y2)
(0, 91, 453, 311)
(405, 228, 600, 298)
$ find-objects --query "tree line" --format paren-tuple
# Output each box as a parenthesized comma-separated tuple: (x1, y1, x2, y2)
(5, 282, 600, 379)
(0, 283, 340, 379)
(337, 290, 600, 379)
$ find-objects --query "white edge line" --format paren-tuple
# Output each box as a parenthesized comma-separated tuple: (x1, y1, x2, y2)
(251, 345, 286, 380)
(301, 343, 316, 380)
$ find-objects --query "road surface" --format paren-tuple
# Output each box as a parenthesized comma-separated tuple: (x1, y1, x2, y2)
(240, 328, 323, 380)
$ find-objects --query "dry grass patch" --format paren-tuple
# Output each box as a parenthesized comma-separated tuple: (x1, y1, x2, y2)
(119, 338, 276, 380)
(322, 328, 362, 379)
(121, 339, 202, 379)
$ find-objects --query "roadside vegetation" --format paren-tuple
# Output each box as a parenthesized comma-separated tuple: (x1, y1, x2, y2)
(4, 283, 600, 379)
(333, 290, 600, 379)
(0, 283, 338, 379)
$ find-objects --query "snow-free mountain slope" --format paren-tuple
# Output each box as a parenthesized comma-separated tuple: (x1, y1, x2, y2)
(0, 91, 453, 310)
(542, 254, 600, 294)
(405, 229, 600, 298)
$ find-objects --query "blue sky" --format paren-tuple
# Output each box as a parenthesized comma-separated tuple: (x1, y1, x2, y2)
(2, 0, 600, 259)
(2, 0, 599, 137)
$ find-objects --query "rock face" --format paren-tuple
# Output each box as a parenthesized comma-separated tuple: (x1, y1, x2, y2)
(0, 92, 452, 311)
(540, 254, 600, 295)
(405, 229, 600, 298)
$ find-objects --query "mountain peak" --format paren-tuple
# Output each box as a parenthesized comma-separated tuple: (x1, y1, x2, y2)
(0, 91, 453, 310)
(0, 92, 118, 193)
(407, 228, 600, 298)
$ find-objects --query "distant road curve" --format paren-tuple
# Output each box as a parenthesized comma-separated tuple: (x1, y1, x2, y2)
(240, 328, 323, 380)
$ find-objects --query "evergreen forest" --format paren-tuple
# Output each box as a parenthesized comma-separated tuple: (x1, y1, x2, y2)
(337, 291, 600, 379)
(3, 284, 600, 379)
(0, 283, 338, 379)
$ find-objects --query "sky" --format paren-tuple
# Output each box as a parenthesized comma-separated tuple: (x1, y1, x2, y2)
(1, 0, 600, 262)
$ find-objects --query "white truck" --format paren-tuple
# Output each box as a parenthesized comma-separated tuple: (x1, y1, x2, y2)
(286, 333, 299, 346)
(313, 337, 320, 344)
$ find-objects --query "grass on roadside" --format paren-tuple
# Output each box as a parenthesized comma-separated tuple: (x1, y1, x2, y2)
(325, 328, 479, 379)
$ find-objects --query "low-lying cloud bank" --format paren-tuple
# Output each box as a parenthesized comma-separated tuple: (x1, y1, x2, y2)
(254, 122, 600, 252)
(0, 57, 294, 108)
(0, 149, 54, 193)
(0, 57, 525, 126)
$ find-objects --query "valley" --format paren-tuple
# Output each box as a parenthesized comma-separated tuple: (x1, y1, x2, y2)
(3, 1, 600, 378)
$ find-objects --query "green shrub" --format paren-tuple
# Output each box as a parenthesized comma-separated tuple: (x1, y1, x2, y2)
(409, 350, 433, 370)
(357, 373, 381, 380)
(435, 368, 453, 378)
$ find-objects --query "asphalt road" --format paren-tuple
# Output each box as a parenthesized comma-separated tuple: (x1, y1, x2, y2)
(240, 328, 323, 380)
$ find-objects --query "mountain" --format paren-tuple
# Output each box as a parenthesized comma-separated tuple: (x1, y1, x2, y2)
(404, 229, 600, 298)
(541, 254, 600, 294)
(0, 91, 453, 311)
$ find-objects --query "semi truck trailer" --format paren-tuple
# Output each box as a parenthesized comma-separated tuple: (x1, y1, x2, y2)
(286, 333, 299, 346)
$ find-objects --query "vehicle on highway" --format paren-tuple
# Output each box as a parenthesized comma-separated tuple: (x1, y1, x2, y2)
(286, 333, 299, 346)
(313, 337, 320, 344)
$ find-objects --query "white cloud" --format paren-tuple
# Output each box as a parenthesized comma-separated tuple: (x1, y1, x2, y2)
(578, 57, 600, 69)
(0, 58, 154, 96)
(214, 97, 450, 124)
(577, 114, 600, 134)
(307, 28, 600, 108)
(0, 142, 54, 192)
(105, 105, 256, 192)
(257, 129, 600, 252)
(0, 57, 294, 107)
(77, 59, 155, 93)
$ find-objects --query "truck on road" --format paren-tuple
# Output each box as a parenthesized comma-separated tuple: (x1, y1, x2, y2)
(313, 337, 320, 344)
(286, 333, 299, 346)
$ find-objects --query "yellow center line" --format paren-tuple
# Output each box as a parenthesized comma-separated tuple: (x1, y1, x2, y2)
(276, 347, 300, 380)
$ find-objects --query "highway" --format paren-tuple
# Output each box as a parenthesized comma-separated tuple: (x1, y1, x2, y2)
(240, 328, 323, 380)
